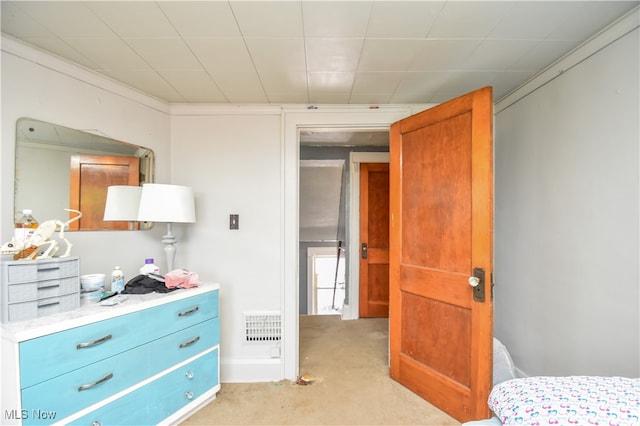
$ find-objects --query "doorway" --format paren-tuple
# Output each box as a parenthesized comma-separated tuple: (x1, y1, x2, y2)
(283, 106, 418, 380)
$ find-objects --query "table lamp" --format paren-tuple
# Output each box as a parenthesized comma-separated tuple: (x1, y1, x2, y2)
(103, 185, 143, 230)
(137, 183, 196, 273)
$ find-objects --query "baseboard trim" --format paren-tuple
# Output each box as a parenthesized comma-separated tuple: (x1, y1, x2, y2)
(220, 357, 283, 383)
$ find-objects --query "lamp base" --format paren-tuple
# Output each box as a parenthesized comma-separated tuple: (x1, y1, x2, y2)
(162, 222, 177, 273)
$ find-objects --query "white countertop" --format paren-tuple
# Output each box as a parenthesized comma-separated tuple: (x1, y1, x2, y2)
(1, 282, 220, 342)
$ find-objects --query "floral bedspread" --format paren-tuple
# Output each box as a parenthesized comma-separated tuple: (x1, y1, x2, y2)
(488, 376, 640, 425)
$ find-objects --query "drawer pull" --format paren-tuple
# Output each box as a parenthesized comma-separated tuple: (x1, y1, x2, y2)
(178, 306, 199, 317)
(38, 283, 60, 289)
(185, 391, 194, 400)
(179, 336, 200, 348)
(77, 373, 113, 391)
(38, 300, 60, 308)
(76, 334, 113, 349)
(38, 265, 60, 272)
(92, 421, 102, 426)
(185, 371, 194, 379)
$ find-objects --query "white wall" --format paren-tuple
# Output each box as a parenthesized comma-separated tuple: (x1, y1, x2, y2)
(494, 26, 639, 377)
(169, 107, 286, 381)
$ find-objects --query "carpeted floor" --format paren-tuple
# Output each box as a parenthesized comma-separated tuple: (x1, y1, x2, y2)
(181, 315, 460, 425)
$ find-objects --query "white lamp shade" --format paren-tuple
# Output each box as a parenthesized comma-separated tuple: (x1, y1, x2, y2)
(137, 183, 196, 223)
(103, 185, 142, 221)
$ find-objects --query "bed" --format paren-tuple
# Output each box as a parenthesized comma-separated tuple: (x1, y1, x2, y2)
(463, 340, 640, 425)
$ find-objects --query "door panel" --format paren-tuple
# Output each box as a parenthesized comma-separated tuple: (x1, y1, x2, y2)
(389, 87, 493, 422)
(69, 155, 140, 230)
(359, 163, 390, 318)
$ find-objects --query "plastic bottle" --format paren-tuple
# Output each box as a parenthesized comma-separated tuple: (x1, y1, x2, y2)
(14, 209, 39, 243)
(139, 258, 160, 275)
(111, 266, 125, 293)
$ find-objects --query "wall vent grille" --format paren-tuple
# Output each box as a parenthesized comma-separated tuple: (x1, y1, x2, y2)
(244, 311, 282, 342)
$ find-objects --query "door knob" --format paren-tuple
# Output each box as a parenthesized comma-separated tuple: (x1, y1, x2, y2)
(361, 243, 368, 259)
(468, 276, 480, 287)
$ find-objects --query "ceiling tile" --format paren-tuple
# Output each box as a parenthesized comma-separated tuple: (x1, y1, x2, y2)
(156, 69, 227, 103)
(208, 71, 268, 103)
(62, 36, 149, 70)
(409, 40, 482, 71)
(305, 38, 364, 72)
(489, 2, 575, 40)
(391, 71, 452, 103)
(125, 38, 202, 69)
(18, 37, 100, 70)
(546, 2, 639, 41)
(244, 38, 306, 72)
(185, 38, 255, 73)
(231, 1, 303, 37)
(6, 1, 113, 37)
(158, 2, 241, 37)
(461, 39, 539, 71)
(358, 39, 426, 71)
(101, 68, 184, 102)
(308, 72, 356, 92)
(1, 2, 63, 38)
(302, 1, 373, 37)
(367, 1, 445, 38)
(352, 71, 404, 93)
(86, 2, 178, 38)
(428, 1, 515, 38)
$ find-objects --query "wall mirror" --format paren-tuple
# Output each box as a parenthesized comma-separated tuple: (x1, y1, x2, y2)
(14, 117, 155, 231)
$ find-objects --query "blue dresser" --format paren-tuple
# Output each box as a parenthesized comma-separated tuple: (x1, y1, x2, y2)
(1, 282, 220, 425)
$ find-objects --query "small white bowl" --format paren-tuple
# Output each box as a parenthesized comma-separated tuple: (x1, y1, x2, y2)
(80, 274, 105, 290)
(81, 289, 103, 302)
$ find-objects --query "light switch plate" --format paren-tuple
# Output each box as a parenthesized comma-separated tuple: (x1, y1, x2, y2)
(230, 214, 239, 230)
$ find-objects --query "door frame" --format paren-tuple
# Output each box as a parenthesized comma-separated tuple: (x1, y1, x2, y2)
(283, 106, 421, 380)
(346, 152, 389, 320)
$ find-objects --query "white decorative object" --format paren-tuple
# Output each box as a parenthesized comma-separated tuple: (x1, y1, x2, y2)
(0, 209, 82, 260)
(137, 184, 196, 273)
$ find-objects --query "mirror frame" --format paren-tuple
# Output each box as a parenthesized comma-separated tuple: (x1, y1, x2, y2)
(14, 118, 155, 231)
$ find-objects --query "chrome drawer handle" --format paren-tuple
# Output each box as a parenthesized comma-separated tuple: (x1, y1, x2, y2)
(77, 373, 113, 391)
(178, 306, 199, 317)
(185, 371, 194, 379)
(185, 391, 194, 400)
(179, 336, 200, 348)
(38, 283, 60, 289)
(37, 266, 60, 272)
(76, 334, 113, 349)
(92, 421, 102, 426)
(38, 300, 60, 308)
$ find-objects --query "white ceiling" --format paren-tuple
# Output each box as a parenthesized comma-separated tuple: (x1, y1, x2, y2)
(2, 1, 637, 105)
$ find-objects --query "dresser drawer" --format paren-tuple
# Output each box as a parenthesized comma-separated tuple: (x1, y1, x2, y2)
(146, 291, 219, 341)
(148, 317, 219, 377)
(5, 257, 79, 284)
(148, 348, 219, 424)
(69, 382, 151, 426)
(19, 308, 148, 388)
(72, 348, 219, 426)
(8, 293, 79, 323)
(7, 276, 79, 303)
(21, 343, 150, 425)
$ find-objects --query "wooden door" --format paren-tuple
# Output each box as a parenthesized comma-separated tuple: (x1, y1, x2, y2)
(69, 155, 140, 230)
(359, 163, 390, 318)
(389, 87, 494, 422)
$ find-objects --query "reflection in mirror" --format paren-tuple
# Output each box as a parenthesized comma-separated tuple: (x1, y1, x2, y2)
(14, 118, 155, 231)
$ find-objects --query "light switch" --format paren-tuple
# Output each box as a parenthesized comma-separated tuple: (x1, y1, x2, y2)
(230, 214, 239, 230)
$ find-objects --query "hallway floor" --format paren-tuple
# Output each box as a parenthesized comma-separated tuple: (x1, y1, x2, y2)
(181, 315, 459, 425)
